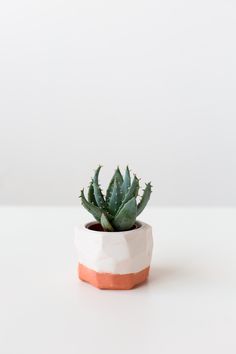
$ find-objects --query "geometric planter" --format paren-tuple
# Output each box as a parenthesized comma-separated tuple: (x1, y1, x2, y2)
(75, 221, 153, 290)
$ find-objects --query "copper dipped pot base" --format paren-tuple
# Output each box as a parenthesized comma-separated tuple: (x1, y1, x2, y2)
(78, 263, 150, 290)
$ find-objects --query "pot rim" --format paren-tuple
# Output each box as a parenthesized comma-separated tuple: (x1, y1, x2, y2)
(83, 220, 147, 234)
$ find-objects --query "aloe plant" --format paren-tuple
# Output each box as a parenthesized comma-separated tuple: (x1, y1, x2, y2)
(79, 166, 152, 231)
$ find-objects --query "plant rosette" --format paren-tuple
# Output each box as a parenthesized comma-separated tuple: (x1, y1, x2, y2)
(75, 221, 153, 290)
(76, 166, 153, 290)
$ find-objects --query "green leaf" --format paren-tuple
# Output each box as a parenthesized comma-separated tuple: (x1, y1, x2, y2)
(88, 181, 98, 206)
(105, 166, 123, 203)
(121, 166, 131, 196)
(101, 213, 114, 231)
(105, 177, 115, 203)
(114, 166, 123, 186)
(107, 177, 122, 215)
(116, 175, 139, 215)
(80, 190, 102, 222)
(93, 165, 102, 184)
(137, 183, 152, 216)
(113, 197, 137, 231)
(92, 166, 106, 208)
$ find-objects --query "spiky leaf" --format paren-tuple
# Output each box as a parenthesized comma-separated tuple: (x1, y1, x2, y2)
(105, 167, 123, 203)
(116, 175, 139, 214)
(107, 177, 122, 215)
(88, 181, 97, 206)
(114, 166, 123, 186)
(80, 190, 102, 222)
(101, 213, 114, 231)
(105, 178, 115, 203)
(121, 166, 131, 196)
(113, 197, 137, 231)
(92, 166, 106, 208)
(137, 183, 152, 216)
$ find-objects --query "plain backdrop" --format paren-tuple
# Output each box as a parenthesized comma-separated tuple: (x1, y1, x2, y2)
(0, 0, 236, 206)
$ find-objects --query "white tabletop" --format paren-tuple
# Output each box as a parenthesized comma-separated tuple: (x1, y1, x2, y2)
(0, 207, 235, 354)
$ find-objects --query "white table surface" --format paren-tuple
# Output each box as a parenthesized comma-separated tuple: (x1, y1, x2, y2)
(0, 207, 235, 354)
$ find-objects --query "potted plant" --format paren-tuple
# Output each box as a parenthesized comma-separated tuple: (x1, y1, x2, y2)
(75, 166, 153, 290)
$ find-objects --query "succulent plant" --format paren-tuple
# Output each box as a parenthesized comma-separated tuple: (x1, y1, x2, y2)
(79, 166, 152, 232)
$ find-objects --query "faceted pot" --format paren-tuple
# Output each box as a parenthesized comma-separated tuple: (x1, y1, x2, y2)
(74, 221, 153, 290)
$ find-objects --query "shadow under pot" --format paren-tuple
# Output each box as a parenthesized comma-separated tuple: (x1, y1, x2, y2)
(75, 221, 153, 290)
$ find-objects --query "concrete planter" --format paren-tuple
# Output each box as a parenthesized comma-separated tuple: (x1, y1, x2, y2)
(75, 221, 153, 290)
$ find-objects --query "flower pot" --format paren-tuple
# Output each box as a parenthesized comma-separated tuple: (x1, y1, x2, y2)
(75, 221, 153, 290)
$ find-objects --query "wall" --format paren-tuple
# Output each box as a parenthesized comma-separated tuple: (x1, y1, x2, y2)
(0, 0, 236, 205)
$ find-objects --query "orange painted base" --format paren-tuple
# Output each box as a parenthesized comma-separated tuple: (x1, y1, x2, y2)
(78, 263, 150, 290)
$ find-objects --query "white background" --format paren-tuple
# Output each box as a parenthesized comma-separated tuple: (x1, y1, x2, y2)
(0, 0, 236, 206)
